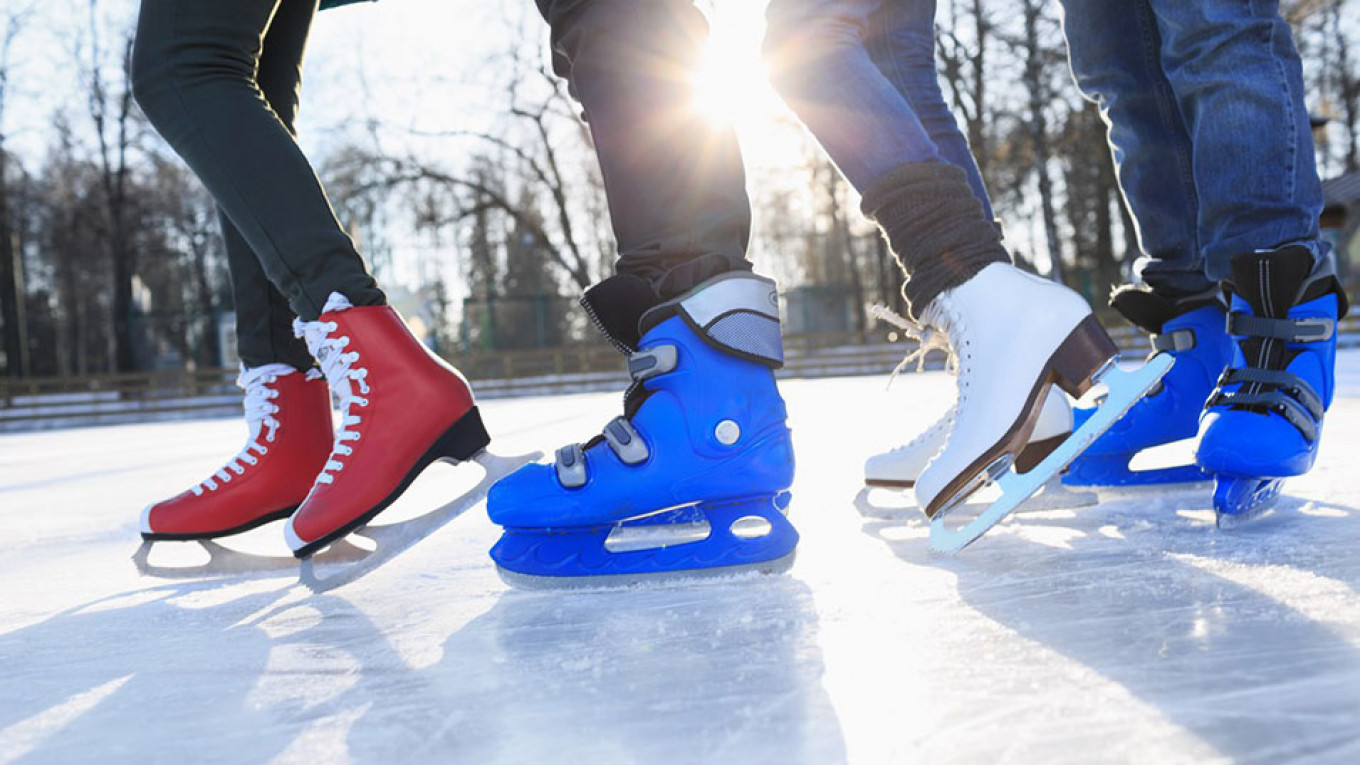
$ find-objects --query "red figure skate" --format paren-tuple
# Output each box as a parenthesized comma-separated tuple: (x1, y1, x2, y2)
(284, 293, 491, 558)
(140, 364, 333, 540)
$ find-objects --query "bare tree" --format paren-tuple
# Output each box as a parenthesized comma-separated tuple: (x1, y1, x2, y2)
(144, 155, 226, 367)
(1020, 0, 1064, 283)
(329, 61, 609, 293)
(937, 0, 992, 180)
(82, 0, 139, 372)
(0, 4, 34, 377)
(822, 162, 867, 332)
(1334, 0, 1359, 170)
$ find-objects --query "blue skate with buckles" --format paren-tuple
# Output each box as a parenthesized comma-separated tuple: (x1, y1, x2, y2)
(1064, 289, 1234, 488)
(1196, 246, 1347, 527)
(487, 272, 798, 587)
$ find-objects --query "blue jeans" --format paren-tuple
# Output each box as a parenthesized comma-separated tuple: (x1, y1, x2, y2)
(1060, 0, 1330, 295)
(764, 0, 992, 220)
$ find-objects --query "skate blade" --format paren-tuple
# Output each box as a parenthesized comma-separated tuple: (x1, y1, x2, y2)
(1062, 456, 1210, 488)
(929, 354, 1174, 554)
(132, 537, 368, 580)
(299, 450, 540, 593)
(856, 477, 1095, 520)
(492, 493, 799, 588)
(1213, 477, 1285, 530)
(495, 551, 797, 592)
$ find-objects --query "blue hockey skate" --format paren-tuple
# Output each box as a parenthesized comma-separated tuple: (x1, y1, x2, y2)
(488, 272, 798, 587)
(1196, 246, 1347, 527)
(1064, 288, 1234, 488)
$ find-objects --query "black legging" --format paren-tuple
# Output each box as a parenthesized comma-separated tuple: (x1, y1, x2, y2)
(132, 0, 383, 371)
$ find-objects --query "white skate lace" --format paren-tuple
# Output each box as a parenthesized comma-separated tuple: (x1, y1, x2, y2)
(870, 304, 957, 389)
(191, 364, 293, 495)
(295, 293, 369, 487)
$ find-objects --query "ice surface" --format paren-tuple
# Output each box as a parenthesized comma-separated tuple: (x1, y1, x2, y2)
(2, 354, 1360, 764)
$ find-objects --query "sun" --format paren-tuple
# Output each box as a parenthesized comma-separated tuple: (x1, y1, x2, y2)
(691, 3, 777, 127)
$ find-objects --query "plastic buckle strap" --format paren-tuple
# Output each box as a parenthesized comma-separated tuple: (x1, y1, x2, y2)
(1207, 389, 1320, 442)
(1228, 313, 1335, 343)
(1150, 328, 1196, 353)
(1219, 368, 1325, 420)
(602, 417, 650, 465)
(626, 345, 678, 382)
(555, 444, 587, 488)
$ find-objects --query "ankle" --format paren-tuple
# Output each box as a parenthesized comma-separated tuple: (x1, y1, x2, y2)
(860, 162, 1010, 319)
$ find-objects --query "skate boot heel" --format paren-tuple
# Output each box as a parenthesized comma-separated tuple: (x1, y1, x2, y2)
(1050, 315, 1119, 398)
(430, 406, 491, 464)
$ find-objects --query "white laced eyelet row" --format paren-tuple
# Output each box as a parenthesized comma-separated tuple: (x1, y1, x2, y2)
(920, 297, 973, 407)
(296, 319, 371, 486)
(192, 367, 285, 495)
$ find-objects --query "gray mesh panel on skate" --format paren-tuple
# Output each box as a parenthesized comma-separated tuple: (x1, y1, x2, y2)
(706, 311, 785, 366)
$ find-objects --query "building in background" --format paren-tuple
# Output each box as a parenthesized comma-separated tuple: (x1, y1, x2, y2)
(1322, 170, 1360, 282)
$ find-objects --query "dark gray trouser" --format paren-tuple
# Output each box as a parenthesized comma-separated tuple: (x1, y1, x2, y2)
(132, 0, 384, 371)
(536, 0, 753, 300)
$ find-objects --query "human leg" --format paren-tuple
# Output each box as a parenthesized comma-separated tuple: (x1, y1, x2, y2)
(488, 0, 798, 583)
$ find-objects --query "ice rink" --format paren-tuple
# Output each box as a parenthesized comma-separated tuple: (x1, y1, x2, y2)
(3, 352, 1360, 764)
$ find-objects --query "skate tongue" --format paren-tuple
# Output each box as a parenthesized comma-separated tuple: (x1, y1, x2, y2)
(1109, 286, 1220, 334)
(581, 274, 660, 353)
(236, 363, 296, 389)
(238, 364, 291, 442)
(1227, 246, 1315, 319)
(1223, 247, 1318, 414)
(320, 292, 355, 315)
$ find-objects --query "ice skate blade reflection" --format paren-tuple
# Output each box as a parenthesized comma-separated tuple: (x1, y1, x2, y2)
(1062, 451, 1210, 488)
(300, 450, 540, 593)
(929, 354, 1173, 554)
(1070, 479, 1214, 499)
(131, 537, 368, 580)
(133, 451, 537, 587)
(496, 551, 797, 591)
(855, 478, 1095, 520)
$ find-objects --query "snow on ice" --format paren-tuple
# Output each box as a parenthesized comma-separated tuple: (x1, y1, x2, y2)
(2, 352, 1360, 764)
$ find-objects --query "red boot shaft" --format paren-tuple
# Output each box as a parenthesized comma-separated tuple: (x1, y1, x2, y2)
(285, 298, 489, 557)
(140, 366, 333, 540)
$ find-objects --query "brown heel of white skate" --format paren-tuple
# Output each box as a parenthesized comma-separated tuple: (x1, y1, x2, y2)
(1049, 314, 1120, 398)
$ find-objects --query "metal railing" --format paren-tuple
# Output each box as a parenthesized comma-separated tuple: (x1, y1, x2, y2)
(4, 318, 1357, 433)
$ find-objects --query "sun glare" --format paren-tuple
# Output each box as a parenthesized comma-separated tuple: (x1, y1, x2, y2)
(692, 4, 776, 126)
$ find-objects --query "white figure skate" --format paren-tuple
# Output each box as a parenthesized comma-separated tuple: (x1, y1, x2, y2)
(910, 264, 1172, 553)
